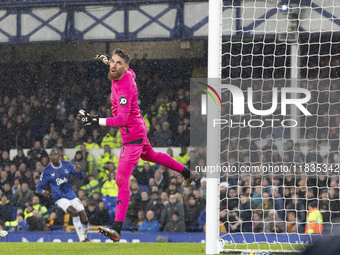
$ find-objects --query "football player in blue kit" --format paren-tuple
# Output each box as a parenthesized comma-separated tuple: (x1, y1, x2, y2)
(37, 149, 90, 242)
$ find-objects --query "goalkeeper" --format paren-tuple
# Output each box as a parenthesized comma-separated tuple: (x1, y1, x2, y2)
(76, 48, 200, 242)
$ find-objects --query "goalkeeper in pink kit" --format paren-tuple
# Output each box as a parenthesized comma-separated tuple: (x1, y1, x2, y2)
(76, 48, 199, 242)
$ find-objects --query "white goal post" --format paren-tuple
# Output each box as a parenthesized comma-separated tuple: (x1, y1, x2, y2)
(205, 0, 340, 254)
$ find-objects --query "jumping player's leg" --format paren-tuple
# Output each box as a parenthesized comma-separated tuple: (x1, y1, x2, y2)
(71, 197, 90, 242)
(140, 141, 184, 172)
(140, 139, 199, 186)
(56, 198, 90, 242)
(78, 210, 89, 241)
(98, 144, 143, 242)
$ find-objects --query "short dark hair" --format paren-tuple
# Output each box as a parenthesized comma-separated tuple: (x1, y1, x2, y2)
(112, 48, 130, 65)
(188, 194, 196, 200)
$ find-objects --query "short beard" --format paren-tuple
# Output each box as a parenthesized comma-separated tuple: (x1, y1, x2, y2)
(108, 70, 114, 81)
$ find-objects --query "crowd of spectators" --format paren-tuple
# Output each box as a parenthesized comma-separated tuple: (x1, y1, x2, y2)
(0, 47, 339, 235)
(220, 170, 340, 234)
(0, 56, 206, 233)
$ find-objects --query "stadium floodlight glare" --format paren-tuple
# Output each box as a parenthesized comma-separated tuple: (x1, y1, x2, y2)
(279, 0, 301, 13)
(281, 4, 289, 12)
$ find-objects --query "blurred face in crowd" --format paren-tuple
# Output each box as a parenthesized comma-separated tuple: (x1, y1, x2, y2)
(108, 54, 128, 81)
(161, 192, 168, 202)
(2, 151, 9, 160)
(131, 181, 139, 191)
(144, 162, 150, 171)
(17, 149, 23, 157)
(138, 210, 145, 221)
(3, 183, 10, 192)
(151, 186, 159, 193)
(171, 213, 179, 222)
(109, 172, 115, 181)
(98, 201, 105, 210)
(169, 194, 177, 205)
(188, 196, 196, 206)
(21, 183, 28, 192)
(253, 212, 261, 221)
(155, 171, 162, 181)
(151, 193, 159, 201)
(149, 178, 155, 186)
(1, 195, 7, 203)
(141, 191, 148, 201)
(146, 210, 154, 221)
(176, 174, 184, 184)
(41, 156, 49, 166)
(240, 195, 248, 204)
(228, 189, 236, 198)
(32, 196, 40, 205)
(34, 141, 41, 150)
(92, 192, 100, 200)
(167, 148, 173, 157)
(88, 204, 96, 212)
(78, 190, 85, 199)
(104, 145, 110, 153)
(288, 212, 296, 222)
(35, 161, 43, 172)
(0, 171, 7, 180)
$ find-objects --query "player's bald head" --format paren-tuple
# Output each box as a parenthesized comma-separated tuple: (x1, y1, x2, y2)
(50, 149, 59, 156)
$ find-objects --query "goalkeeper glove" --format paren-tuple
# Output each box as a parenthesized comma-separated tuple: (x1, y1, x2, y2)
(76, 109, 99, 126)
(94, 53, 110, 65)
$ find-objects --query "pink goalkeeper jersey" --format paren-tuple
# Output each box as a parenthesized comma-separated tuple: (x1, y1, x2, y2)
(106, 68, 147, 144)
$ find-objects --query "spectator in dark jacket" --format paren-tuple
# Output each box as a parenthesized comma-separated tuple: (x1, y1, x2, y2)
(184, 194, 201, 228)
(27, 141, 48, 169)
(145, 192, 164, 221)
(85, 200, 101, 225)
(12, 149, 28, 168)
(172, 124, 190, 147)
(0, 194, 13, 224)
(155, 122, 172, 147)
(133, 162, 155, 186)
(1, 182, 14, 201)
(160, 194, 185, 227)
(27, 210, 46, 231)
(11, 182, 34, 208)
(164, 211, 186, 232)
(137, 191, 150, 212)
(231, 194, 252, 233)
(0, 150, 12, 168)
(97, 201, 109, 225)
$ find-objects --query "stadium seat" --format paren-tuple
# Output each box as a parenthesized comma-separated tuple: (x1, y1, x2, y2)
(11, 207, 21, 220)
(139, 185, 149, 191)
(64, 213, 70, 226)
(101, 196, 117, 225)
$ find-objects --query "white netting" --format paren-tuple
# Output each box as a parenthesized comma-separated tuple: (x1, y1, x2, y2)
(217, 0, 340, 253)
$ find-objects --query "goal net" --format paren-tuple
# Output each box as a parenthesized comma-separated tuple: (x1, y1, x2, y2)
(200, 0, 340, 254)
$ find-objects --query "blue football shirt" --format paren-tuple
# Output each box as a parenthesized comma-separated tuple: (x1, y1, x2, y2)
(37, 161, 85, 201)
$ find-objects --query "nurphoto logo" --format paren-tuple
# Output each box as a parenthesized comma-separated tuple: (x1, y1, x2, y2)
(195, 81, 311, 128)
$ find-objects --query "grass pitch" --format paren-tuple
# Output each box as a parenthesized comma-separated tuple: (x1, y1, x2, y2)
(223, 243, 307, 254)
(0, 243, 306, 255)
(0, 242, 307, 255)
(0, 243, 206, 255)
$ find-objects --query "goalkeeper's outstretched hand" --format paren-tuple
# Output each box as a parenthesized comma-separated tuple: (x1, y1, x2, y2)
(95, 53, 110, 65)
(76, 109, 99, 126)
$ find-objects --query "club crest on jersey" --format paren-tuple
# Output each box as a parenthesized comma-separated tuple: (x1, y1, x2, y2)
(119, 97, 127, 106)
